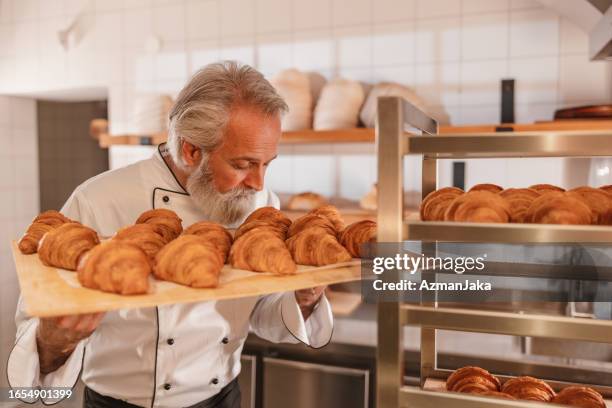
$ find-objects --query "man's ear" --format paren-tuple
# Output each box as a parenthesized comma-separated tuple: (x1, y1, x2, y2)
(181, 140, 202, 167)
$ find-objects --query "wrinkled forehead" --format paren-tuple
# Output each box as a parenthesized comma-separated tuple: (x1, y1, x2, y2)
(216, 105, 281, 160)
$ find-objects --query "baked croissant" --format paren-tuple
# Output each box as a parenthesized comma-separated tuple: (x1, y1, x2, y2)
(468, 183, 503, 193)
(524, 192, 593, 225)
(599, 184, 612, 195)
(444, 191, 510, 223)
(552, 386, 605, 408)
(446, 367, 500, 393)
(135, 209, 183, 243)
(529, 183, 565, 194)
(154, 235, 223, 288)
(77, 240, 151, 295)
(339, 220, 377, 258)
(286, 226, 352, 266)
(499, 188, 541, 223)
(420, 187, 465, 221)
(244, 207, 292, 230)
(38, 222, 100, 270)
(287, 214, 337, 239)
(183, 221, 233, 261)
(18, 210, 71, 254)
(113, 224, 167, 261)
(569, 186, 612, 225)
(501, 376, 555, 402)
(234, 220, 287, 241)
(229, 229, 297, 275)
(476, 391, 516, 400)
(309, 205, 345, 232)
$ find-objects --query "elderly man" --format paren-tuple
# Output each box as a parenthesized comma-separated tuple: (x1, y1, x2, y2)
(8, 61, 332, 408)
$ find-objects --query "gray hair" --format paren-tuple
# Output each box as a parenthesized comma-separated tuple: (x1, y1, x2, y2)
(167, 61, 288, 167)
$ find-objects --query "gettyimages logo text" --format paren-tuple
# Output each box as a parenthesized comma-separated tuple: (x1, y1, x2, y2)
(371, 253, 487, 275)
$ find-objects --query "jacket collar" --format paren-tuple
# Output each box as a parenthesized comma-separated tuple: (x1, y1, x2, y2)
(153, 143, 188, 194)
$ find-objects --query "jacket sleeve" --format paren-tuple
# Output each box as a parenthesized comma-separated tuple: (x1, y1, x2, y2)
(249, 292, 333, 348)
(6, 190, 94, 404)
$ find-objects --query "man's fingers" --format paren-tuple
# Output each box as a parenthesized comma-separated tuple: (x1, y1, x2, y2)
(87, 313, 105, 332)
(55, 313, 104, 334)
(74, 313, 105, 333)
(56, 315, 79, 329)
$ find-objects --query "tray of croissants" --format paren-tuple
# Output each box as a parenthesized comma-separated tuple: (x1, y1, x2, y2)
(11, 205, 375, 317)
(430, 366, 610, 407)
(420, 183, 612, 225)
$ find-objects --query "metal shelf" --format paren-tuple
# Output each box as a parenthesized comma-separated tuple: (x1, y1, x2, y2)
(401, 305, 612, 343)
(400, 386, 554, 408)
(404, 220, 612, 243)
(406, 130, 612, 158)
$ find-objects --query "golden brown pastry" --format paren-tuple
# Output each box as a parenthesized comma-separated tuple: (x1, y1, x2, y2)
(529, 183, 565, 194)
(18, 210, 71, 254)
(286, 226, 352, 266)
(287, 192, 328, 210)
(420, 187, 464, 221)
(183, 221, 233, 261)
(599, 184, 612, 194)
(309, 205, 345, 232)
(287, 214, 337, 239)
(476, 391, 516, 400)
(229, 229, 297, 275)
(569, 186, 612, 225)
(499, 188, 541, 223)
(135, 209, 183, 243)
(444, 191, 510, 223)
(38, 222, 100, 270)
(552, 386, 605, 408)
(446, 366, 500, 393)
(234, 220, 287, 241)
(154, 235, 223, 288)
(501, 376, 555, 402)
(524, 192, 593, 225)
(113, 224, 167, 261)
(244, 207, 292, 230)
(339, 220, 377, 258)
(468, 183, 503, 193)
(77, 240, 151, 295)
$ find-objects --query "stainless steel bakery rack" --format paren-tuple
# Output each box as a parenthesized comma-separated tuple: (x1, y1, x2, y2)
(375, 96, 612, 408)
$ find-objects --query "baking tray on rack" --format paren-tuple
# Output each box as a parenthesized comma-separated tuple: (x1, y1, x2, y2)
(417, 378, 612, 407)
(11, 241, 361, 318)
(405, 221, 612, 243)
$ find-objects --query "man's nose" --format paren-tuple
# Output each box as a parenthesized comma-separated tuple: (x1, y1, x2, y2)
(243, 166, 264, 191)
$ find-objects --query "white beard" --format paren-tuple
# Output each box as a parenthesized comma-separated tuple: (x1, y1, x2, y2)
(185, 156, 257, 225)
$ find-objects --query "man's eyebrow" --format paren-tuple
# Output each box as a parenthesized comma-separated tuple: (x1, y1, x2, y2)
(230, 155, 278, 163)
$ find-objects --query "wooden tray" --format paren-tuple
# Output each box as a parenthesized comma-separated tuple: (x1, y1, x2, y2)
(11, 241, 361, 318)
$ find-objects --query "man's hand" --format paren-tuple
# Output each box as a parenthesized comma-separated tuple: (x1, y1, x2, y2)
(294, 286, 326, 320)
(36, 313, 105, 374)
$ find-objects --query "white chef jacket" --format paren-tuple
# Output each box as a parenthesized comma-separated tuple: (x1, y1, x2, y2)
(7, 145, 333, 407)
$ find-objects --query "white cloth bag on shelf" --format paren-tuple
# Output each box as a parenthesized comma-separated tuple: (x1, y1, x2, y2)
(359, 82, 428, 128)
(270, 69, 312, 131)
(130, 94, 174, 135)
(313, 79, 365, 130)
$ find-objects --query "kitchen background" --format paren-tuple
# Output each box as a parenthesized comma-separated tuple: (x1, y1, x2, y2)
(0, 0, 611, 406)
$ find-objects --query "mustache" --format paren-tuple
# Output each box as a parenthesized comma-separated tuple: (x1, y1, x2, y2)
(185, 158, 257, 224)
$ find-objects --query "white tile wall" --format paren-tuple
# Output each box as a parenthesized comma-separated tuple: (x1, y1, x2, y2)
(461, 13, 508, 60)
(509, 8, 559, 57)
(0, 95, 38, 392)
(0, 0, 610, 198)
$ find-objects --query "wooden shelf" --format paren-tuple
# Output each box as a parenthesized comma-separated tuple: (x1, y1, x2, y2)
(91, 119, 612, 148)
